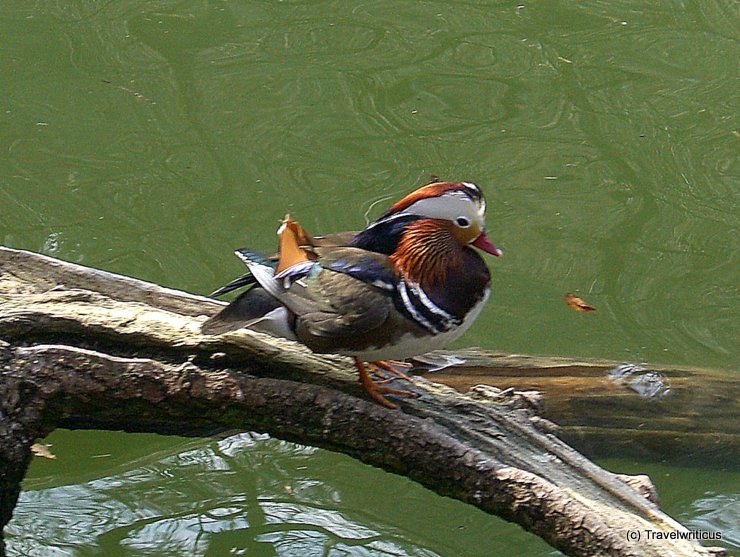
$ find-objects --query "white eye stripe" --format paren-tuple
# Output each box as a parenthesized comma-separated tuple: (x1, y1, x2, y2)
(364, 211, 412, 230)
(462, 182, 480, 195)
(461, 182, 487, 216)
(401, 194, 481, 222)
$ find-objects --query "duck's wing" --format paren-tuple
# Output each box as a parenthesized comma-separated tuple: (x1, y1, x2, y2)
(200, 286, 288, 336)
(293, 269, 393, 342)
(209, 272, 258, 297)
(201, 250, 283, 335)
(245, 246, 397, 341)
(204, 213, 390, 341)
(208, 216, 359, 299)
(309, 231, 359, 249)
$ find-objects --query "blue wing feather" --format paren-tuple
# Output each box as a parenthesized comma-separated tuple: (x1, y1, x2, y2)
(324, 254, 396, 291)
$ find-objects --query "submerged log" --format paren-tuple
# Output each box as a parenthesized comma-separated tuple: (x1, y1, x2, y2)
(0, 246, 727, 557)
(417, 351, 738, 466)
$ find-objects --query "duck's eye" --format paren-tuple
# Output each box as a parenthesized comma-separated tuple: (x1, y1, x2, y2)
(456, 216, 471, 228)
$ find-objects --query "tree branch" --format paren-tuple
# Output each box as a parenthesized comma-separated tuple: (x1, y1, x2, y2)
(0, 246, 726, 557)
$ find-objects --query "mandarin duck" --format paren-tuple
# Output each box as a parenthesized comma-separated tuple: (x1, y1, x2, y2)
(202, 181, 501, 408)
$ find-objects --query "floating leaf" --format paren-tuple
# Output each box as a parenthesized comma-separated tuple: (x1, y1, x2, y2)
(31, 443, 56, 459)
(564, 293, 596, 312)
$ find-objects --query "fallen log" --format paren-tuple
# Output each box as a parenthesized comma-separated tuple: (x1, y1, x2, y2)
(0, 246, 727, 557)
(416, 351, 738, 466)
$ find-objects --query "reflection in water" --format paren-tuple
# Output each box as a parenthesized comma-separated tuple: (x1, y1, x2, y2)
(9, 433, 555, 557)
(10, 432, 738, 555)
(608, 363, 671, 398)
(686, 493, 740, 549)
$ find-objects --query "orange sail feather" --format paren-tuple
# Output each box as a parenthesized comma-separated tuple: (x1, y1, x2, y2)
(275, 214, 316, 275)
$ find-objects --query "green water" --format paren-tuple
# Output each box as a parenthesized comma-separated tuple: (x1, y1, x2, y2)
(1, 0, 737, 555)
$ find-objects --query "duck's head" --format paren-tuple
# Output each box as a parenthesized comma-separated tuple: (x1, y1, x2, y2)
(354, 181, 502, 257)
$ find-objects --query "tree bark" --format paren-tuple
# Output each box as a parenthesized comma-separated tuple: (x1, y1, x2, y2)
(0, 246, 727, 557)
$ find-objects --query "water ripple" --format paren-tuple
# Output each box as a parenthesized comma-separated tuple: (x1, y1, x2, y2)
(7, 433, 549, 556)
(685, 493, 740, 549)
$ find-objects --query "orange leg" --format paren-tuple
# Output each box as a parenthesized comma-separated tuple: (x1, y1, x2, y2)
(355, 358, 417, 409)
(372, 360, 414, 382)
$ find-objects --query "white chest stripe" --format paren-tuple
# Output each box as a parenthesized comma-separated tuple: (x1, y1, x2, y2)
(407, 280, 458, 328)
(398, 280, 438, 333)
